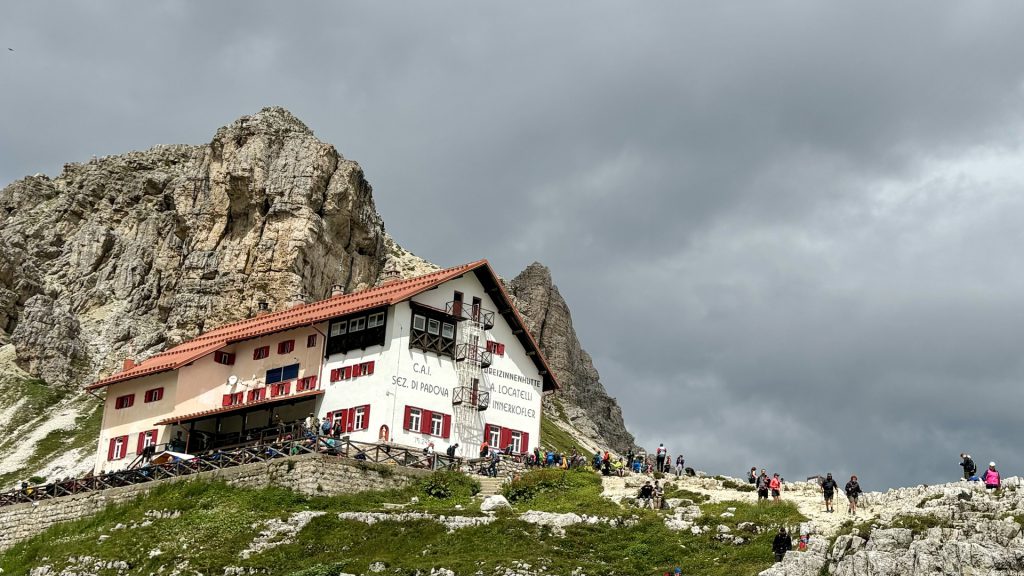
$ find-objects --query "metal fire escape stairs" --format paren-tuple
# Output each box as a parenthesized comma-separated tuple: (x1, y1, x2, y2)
(447, 300, 495, 452)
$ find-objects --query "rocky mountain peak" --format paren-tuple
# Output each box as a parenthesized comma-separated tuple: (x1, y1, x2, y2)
(509, 262, 637, 454)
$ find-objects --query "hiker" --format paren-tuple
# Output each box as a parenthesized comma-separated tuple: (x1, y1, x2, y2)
(983, 462, 1001, 490)
(654, 480, 665, 509)
(845, 475, 862, 515)
(489, 448, 500, 478)
(331, 418, 343, 438)
(593, 451, 602, 470)
(960, 453, 977, 480)
(772, 526, 792, 562)
(546, 450, 555, 467)
(533, 447, 542, 467)
(479, 439, 490, 458)
(447, 443, 458, 458)
(320, 417, 332, 436)
(748, 467, 757, 484)
(757, 470, 770, 501)
(770, 473, 782, 503)
(820, 473, 839, 513)
(656, 443, 667, 472)
(638, 480, 654, 508)
(613, 457, 625, 476)
(675, 455, 685, 478)
(169, 431, 186, 452)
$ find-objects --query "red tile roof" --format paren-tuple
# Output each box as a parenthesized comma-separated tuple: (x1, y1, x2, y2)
(87, 260, 559, 392)
(154, 390, 324, 426)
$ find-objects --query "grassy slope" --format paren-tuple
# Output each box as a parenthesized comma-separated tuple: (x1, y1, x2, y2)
(1, 469, 805, 576)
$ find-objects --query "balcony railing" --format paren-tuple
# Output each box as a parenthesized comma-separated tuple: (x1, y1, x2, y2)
(445, 301, 495, 330)
(452, 386, 490, 411)
(454, 343, 493, 368)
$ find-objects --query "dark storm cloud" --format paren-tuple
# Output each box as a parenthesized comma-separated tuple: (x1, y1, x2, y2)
(3, 1, 1024, 488)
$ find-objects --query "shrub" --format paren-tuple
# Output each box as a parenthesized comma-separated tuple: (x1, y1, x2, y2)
(419, 470, 480, 500)
(502, 468, 592, 503)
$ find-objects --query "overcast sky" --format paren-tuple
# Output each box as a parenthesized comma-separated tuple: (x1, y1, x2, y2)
(4, 2, 1024, 489)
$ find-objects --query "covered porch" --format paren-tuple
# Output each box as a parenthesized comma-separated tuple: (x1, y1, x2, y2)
(155, 390, 324, 454)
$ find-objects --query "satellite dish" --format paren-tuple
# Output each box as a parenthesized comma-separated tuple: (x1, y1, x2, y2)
(227, 375, 238, 387)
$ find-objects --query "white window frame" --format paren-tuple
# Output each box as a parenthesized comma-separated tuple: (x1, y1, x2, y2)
(113, 437, 126, 460)
(350, 317, 366, 332)
(510, 431, 522, 453)
(409, 408, 421, 432)
(413, 314, 426, 331)
(354, 406, 366, 430)
(489, 427, 500, 447)
(442, 322, 454, 339)
(430, 412, 444, 436)
(368, 312, 385, 328)
(427, 318, 440, 335)
(142, 430, 157, 449)
(330, 321, 347, 337)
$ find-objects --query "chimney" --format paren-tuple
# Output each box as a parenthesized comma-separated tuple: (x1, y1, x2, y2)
(122, 358, 135, 371)
(330, 284, 344, 298)
(289, 293, 308, 309)
(256, 301, 270, 315)
(380, 268, 401, 286)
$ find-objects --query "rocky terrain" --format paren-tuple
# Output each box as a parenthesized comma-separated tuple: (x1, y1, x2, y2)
(0, 106, 634, 485)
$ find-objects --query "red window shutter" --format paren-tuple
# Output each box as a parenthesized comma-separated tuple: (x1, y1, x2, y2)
(309, 375, 317, 388)
(362, 404, 370, 430)
(120, 435, 129, 458)
(227, 353, 235, 364)
(521, 432, 529, 453)
(420, 410, 433, 434)
(282, 381, 291, 395)
(222, 394, 232, 406)
(253, 348, 260, 360)
(499, 344, 505, 356)
(344, 366, 352, 379)
(107, 438, 116, 461)
(500, 427, 512, 451)
(367, 361, 375, 375)
(442, 414, 452, 438)
(136, 433, 145, 455)
(307, 334, 317, 348)
(330, 368, 339, 382)
(403, 406, 413, 430)
(339, 408, 349, 433)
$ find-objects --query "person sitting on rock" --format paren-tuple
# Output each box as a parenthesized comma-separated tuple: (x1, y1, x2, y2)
(960, 453, 977, 480)
(639, 481, 654, 508)
(772, 526, 792, 562)
(983, 462, 1001, 490)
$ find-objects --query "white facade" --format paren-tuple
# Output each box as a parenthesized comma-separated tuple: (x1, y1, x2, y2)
(319, 274, 543, 458)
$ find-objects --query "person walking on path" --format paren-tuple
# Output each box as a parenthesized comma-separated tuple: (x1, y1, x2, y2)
(675, 455, 685, 478)
(656, 443, 667, 473)
(845, 475, 862, 515)
(772, 527, 792, 562)
(757, 470, 770, 501)
(769, 473, 782, 503)
(984, 462, 1001, 490)
(960, 453, 977, 480)
(820, 473, 839, 513)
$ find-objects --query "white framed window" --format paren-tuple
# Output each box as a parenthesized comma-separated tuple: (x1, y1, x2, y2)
(441, 322, 454, 339)
(113, 437, 126, 459)
(354, 406, 366, 430)
(409, 408, 421, 432)
(430, 412, 444, 436)
(488, 427, 500, 448)
(413, 314, 426, 331)
(510, 431, 522, 454)
(142, 430, 157, 449)
(427, 318, 440, 335)
(368, 312, 385, 328)
(350, 317, 366, 332)
(330, 321, 347, 337)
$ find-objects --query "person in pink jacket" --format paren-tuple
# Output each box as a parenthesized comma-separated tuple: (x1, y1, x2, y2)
(983, 462, 1001, 490)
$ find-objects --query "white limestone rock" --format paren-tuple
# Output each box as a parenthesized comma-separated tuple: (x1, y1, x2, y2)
(481, 495, 512, 512)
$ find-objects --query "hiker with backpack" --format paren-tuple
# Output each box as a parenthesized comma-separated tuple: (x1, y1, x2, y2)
(772, 527, 792, 562)
(748, 467, 757, 484)
(757, 470, 770, 501)
(845, 475, 862, 515)
(656, 443, 667, 473)
(675, 455, 685, 478)
(820, 473, 839, 513)
(960, 453, 977, 480)
(984, 462, 1001, 490)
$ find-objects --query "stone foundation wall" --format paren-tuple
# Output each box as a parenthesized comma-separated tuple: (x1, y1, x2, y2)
(0, 454, 425, 551)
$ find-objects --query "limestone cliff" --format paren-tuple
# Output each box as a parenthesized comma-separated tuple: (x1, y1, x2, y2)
(508, 263, 637, 454)
(0, 107, 386, 387)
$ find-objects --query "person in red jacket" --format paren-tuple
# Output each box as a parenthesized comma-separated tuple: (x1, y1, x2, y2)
(983, 462, 1001, 490)
(769, 473, 782, 503)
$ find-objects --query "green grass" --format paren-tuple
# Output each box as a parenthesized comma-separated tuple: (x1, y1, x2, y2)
(663, 482, 711, 503)
(1, 472, 808, 576)
(889, 513, 950, 534)
(716, 476, 757, 492)
(539, 413, 587, 456)
(502, 468, 624, 515)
